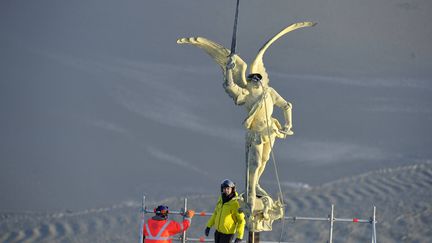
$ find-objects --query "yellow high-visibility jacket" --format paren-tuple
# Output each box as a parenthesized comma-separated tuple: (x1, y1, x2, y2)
(206, 193, 245, 239)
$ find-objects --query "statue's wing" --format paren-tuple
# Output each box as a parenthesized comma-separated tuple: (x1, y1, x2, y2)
(250, 22, 317, 85)
(177, 37, 247, 88)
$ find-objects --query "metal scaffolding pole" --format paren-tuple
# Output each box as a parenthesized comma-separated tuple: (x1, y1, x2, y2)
(284, 215, 372, 224)
(371, 205, 377, 243)
(328, 204, 334, 243)
(182, 198, 188, 243)
(139, 195, 146, 243)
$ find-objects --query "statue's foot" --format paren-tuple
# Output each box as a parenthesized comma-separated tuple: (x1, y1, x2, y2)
(256, 184, 269, 197)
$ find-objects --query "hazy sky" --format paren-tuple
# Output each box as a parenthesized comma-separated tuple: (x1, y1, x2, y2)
(1, 0, 431, 211)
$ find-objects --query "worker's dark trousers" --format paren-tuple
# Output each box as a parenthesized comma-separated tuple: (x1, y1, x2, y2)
(214, 230, 234, 243)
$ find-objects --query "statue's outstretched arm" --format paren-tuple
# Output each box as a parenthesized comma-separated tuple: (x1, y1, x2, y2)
(270, 88, 293, 134)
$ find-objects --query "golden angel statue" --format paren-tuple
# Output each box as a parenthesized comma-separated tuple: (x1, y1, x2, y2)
(177, 22, 315, 231)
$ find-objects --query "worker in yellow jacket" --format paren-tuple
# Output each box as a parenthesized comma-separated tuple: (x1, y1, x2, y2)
(205, 179, 246, 243)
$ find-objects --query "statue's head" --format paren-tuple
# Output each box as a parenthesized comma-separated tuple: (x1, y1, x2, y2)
(247, 73, 262, 82)
(246, 73, 264, 89)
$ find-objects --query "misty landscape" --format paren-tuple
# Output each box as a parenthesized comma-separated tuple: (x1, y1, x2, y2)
(1, 0, 431, 242)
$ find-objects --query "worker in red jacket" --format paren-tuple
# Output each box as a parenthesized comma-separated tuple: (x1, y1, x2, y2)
(143, 205, 194, 243)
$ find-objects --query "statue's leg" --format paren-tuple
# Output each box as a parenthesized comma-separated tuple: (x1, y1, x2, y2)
(248, 141, 263, 212)
(256, 136, 275, 196)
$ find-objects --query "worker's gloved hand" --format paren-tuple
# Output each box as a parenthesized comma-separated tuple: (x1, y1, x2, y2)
(234, 238, 242, 243)
(185, 210, 195, 218)
(204, 227, 211, 237)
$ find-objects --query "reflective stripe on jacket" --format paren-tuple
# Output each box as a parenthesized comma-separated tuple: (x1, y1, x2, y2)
(144, 218, 191, 243)
(206, 193, 245, 239)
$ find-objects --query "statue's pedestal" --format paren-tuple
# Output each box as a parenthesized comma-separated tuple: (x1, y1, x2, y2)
(238, 193, 284, 232)
(248, 232, 260, 243)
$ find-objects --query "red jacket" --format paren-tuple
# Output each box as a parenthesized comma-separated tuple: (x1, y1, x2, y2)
(144, 218, 191, 243)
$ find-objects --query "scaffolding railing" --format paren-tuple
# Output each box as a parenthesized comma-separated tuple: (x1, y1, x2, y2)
(139, 196, 377, 243)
